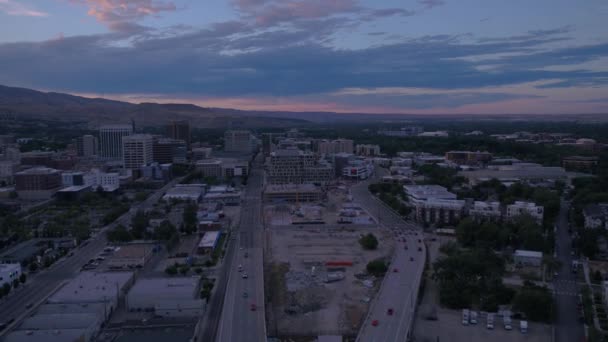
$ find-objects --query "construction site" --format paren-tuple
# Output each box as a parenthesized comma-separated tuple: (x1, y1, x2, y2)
(264, 225, 394, 338)
(263, 187, 375, 227)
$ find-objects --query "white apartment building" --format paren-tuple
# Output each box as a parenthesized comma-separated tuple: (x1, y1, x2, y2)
(403, 185, 464, 224)
(355, 144, 381, 156)
(506, 201, 544, 223)
(469, 201, 502, 222)
(122, 134, 153, 169)
(84, 169, 120, 191)
(224, 130, 253, 152)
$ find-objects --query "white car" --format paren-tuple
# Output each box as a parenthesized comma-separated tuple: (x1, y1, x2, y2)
(242, 273, 248, 279)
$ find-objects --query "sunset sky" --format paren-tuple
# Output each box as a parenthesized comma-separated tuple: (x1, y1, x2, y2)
(1, 0, 607, 114)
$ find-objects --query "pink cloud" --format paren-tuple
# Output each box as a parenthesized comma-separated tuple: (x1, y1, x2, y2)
(71, 0, 176, 30)
(0, 0, 48, 17)
(233, 0, 359, 27)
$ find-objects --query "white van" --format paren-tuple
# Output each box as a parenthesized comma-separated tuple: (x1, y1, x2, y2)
(520, 320, 528, 333)
(470, 311, 478, 324)
(462, 309, 470, 325)
(486, 313, 495, 330)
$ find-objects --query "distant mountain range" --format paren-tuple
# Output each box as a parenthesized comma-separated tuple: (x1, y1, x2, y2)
(0, 84, 606, 128)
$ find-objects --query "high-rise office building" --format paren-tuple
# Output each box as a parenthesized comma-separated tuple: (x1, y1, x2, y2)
(122, 134, 153, 169)
(76, 135, 98, 157)
(153, 138, 187, 164)
(99, 125, 133, 159)
(166, 120, 191, 148)
(224, 130, 253, 152)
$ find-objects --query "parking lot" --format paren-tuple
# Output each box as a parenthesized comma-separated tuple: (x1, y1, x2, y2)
(414, 308, 552, 342)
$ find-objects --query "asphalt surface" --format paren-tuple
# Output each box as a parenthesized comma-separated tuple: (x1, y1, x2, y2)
(197, 156, 266, 342)
(0, 177, 182, 335)
(350, 175, 426, 342)
(553, 199, 584, 342)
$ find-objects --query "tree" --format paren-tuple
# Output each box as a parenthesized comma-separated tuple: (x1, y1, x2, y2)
(366, 259, 388, 276)
(194, 267, 203, 274)
(513, 283, 554, 322)
(12, 279, 19, 289)
(131, 209, 149, 239)
(19, 273, 26, 284)
(165, 265, 178, 276)
(183, 203, 198, 234)
(2, 283, 10, 296)
(28, 262, 38, 272)
(154, 220, 177, 241)
(106, 224, 134, 243)
(359, 233, 379, 250)
(179, 265, 190, 275)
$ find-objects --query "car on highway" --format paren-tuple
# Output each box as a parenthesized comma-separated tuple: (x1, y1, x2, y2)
(387, 308, 394, 316)
(0, 322, 7, 331)
(243, 292, 248, 298)
(242, 272, 248, 279)
(244, 252, 249, 258)
(418, 247, 422, 252)
(238, 264, 243, 272)
(371, 319, 379, 326)
(393, 268, 399, 273)
(26, 303, 34, 309)
(410, 257, 414, 261)
(250, 303, 257, 311)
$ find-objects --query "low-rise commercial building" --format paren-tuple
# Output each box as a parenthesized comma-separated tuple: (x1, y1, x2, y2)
(342, 160, 374, 180)
(314, 139, 354, 155)
(355, 144, 381, 156)
(459, 166, 569, 186)
(197, 231, 221, 254)
(126, 277, 204, 317)
(0, 160, 18, 185)
(513, 250, 543, 267)
(0, 263, 21, 287)
(163, 184, 205, 202)
(263, 184, 324, 202)
(562, 156, 599, 173)
(108, 244, 154, 269)
(445, 151, 492, 166)
(15, 167, 62, 200)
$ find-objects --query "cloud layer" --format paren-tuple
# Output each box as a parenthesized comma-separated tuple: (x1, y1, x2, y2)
(0, 0, 607, 114)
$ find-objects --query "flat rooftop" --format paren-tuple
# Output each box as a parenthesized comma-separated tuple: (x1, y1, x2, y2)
(128, 277, 199, 299)
(265, 183, 321, 193)
(49, 271, 134, 304)
(403, 185, 456, 201)
(198, 231, 220, 248)
(19, 313, 99, 330)
(36, 302, 106, 316)
(514, 250, 543, 258)
(112, 244, 154, 259)
(3, 329, 87, 342)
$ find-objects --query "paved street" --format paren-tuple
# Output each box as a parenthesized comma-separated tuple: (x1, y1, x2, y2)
(197, 156, 266, 342)
(553, 199, 584, 342)
(351, 176, 426, 342)
(0, 176, 182, 336)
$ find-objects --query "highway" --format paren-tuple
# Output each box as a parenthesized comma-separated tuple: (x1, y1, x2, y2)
(553, 199, 584, 342)
(0, 176, 182, 335)
(198, 155, 266, 342)
(351, 173, 426, 342)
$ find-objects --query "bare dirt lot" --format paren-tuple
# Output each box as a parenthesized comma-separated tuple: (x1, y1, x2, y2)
(265, 226, 394, 337)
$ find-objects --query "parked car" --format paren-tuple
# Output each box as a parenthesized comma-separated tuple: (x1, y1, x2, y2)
(470, 311, 478, 324)
(486, 313, 495, 330)
(462, 309, 469, 325)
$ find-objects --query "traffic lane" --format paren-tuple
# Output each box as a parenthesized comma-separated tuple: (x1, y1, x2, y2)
(358, 244, 425, 342)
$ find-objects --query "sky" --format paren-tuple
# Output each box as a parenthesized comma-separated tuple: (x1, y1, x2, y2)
(0, 0, 608, 115)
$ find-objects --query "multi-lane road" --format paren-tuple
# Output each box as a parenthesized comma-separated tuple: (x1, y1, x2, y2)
(351, 176, 426, 342)
(553, 199, 584, 342)
(198, 156, 266, 342)
(0, 176, 182, 335)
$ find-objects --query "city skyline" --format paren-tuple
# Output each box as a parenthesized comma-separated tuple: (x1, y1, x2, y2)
(1, 0, 607, 114)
